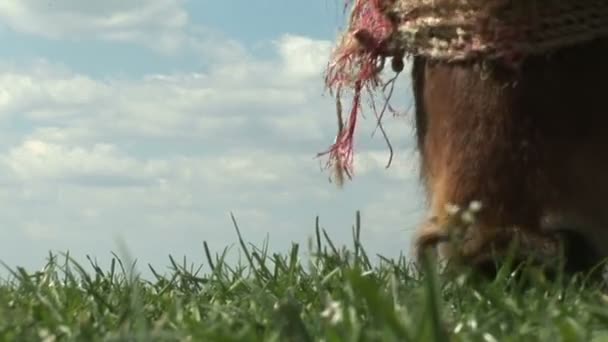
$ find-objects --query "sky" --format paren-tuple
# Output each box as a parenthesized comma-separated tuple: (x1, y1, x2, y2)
(0, 0, 426, 275)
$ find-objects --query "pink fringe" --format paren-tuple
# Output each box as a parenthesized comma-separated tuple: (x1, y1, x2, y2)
(319, 0, 397, 183)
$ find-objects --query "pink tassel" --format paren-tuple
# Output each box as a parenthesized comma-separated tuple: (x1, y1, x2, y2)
(320, 0, 397, 185)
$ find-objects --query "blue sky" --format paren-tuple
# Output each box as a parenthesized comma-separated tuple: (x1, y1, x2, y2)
(0, 0, 425, 274)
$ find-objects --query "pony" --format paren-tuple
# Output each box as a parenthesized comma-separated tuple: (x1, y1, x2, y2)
(322, 0, 608, 275)
(412, 37, 608, 275)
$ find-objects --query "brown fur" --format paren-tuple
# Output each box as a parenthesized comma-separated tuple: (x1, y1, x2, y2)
(412, 36, 608, 273)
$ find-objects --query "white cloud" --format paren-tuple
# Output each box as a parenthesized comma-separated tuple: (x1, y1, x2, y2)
(276, 34, 333, 80)
(0, 1, 183, 38)
(0, 35, 342, 145)
(0, 32, 423, 273)
(0, 0, 241, 56)
(3, 139, 151, 186)
(0, 62, 111, 120)
(22, 221, 57, 241)
(354, 150, 420, 181)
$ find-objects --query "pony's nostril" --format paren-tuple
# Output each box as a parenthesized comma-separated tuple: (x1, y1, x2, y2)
(471, 257, 500, 279)
(554, 229, 602, 274)
(540, 214, 606, 274)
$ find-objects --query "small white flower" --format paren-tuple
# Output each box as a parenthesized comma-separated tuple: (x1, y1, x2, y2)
(468, 318, 478, 330)
(445, 203, 460, 215)
(461, 211, 475, 224)
(321, 299, 343, 325)
(38, 329, 56, 342)
(483, 333, 498, 342)
(469, 201, 483, 212)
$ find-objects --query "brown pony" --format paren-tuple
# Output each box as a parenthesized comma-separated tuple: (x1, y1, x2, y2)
(412, 37, 608, 274)
(323, 0, 608, 275)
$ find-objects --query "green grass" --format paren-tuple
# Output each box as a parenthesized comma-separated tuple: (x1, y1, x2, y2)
(2, 212, 608, 341)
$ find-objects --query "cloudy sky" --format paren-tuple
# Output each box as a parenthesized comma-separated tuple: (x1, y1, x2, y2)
(0, 0, 426, 274)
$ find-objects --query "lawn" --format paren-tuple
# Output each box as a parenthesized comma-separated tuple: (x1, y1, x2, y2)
(1, 212, 608, 341)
